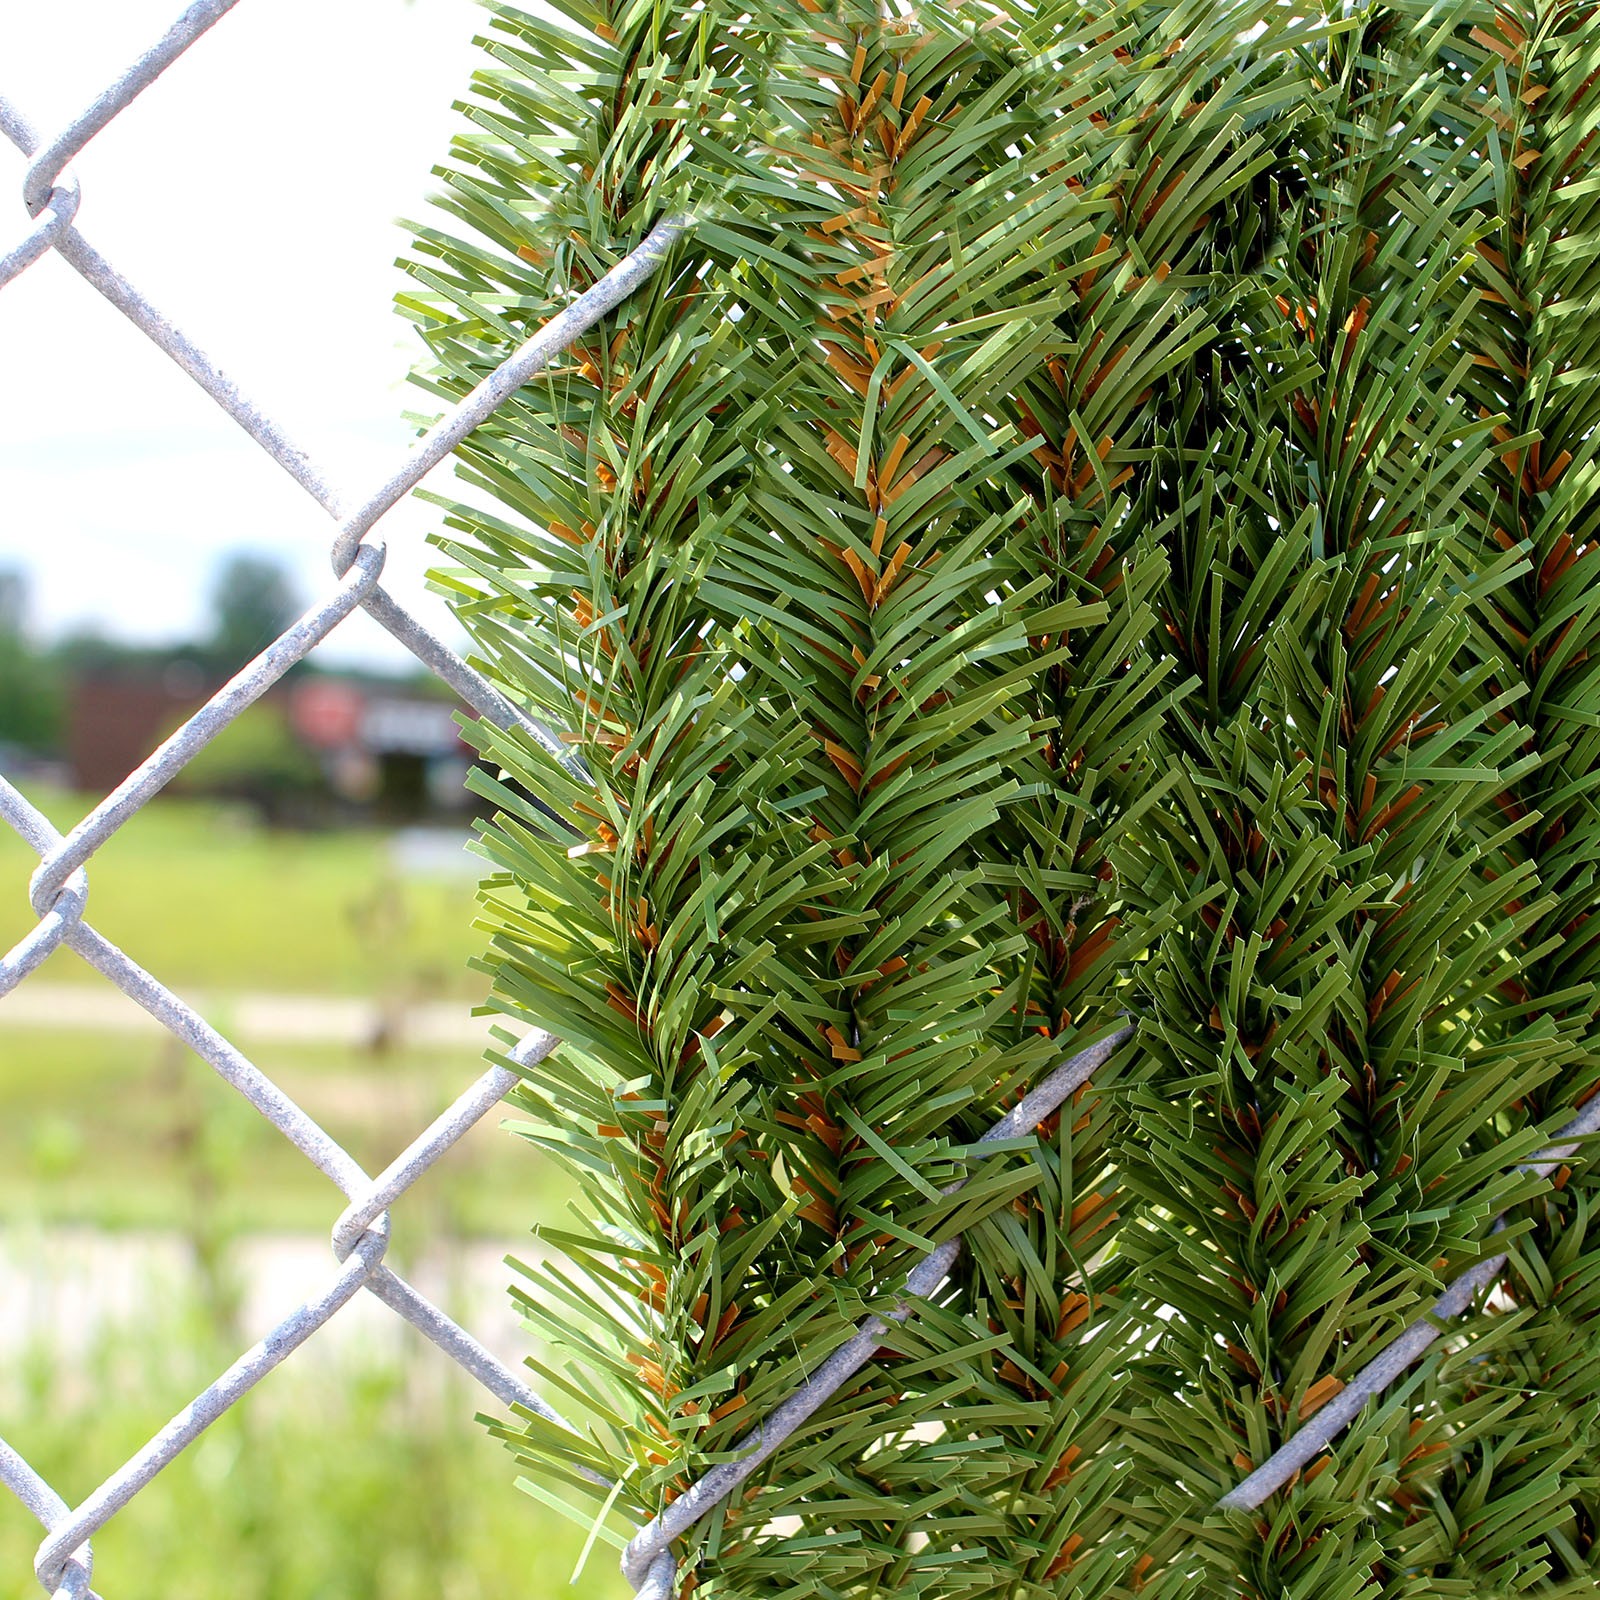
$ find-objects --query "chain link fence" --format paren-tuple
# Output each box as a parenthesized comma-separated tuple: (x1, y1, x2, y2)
(0, 3, 666, 1593)
(6, 5, 1600, 1598)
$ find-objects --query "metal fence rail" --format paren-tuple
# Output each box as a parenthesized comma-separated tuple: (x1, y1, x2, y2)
(4, 5, 1596, 1598)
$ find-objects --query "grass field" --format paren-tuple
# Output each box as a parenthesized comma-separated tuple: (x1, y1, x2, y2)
(0, 783, 486, 996)
(0, 1026, 569, 1235)
(0, 784, 569, 1234)
(0, 791, 628, 1593)
(0, 1307, 621, 1600)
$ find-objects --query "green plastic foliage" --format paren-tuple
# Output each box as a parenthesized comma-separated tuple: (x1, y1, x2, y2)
(1408, 4, 1600, 1590)
(402, 0, 1600, 1594)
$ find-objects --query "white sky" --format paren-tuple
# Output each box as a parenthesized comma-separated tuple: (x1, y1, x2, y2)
(0, 0, 490, 671)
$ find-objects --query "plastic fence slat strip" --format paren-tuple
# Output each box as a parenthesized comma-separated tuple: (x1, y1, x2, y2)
(620, 1024, 1136, 1595)
(4, 2, 1594, 1595)
(1218, 1091, 1600, 1511)
(326, 216, 685, 576)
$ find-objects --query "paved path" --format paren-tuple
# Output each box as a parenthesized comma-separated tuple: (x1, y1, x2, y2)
(0, 982, 511, 1048)
(0, 1225, 534, 1370)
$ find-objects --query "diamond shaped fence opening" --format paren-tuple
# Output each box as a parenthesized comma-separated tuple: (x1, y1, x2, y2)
(0, 3, 653, 1592)
(5, 6, 1600, 1599)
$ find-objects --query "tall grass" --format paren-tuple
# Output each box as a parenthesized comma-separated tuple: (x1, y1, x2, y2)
(0, 784, 482, 996)
(2, 967, 612, 1599)
(0, 1297, 617, 1600)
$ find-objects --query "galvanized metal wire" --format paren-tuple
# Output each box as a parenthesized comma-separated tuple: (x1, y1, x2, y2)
(2, 4, 1595, 1595)
(0, 5, 670, 1594)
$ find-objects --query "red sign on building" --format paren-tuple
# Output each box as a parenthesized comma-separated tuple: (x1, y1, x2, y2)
(289, 679, 365, 749)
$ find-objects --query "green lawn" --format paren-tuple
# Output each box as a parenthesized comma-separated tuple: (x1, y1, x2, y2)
(0, 1015, 615, 1593)
(0, 1313, 623, 1600)
(0, 784, 574, 1236)
(0, 798, 621, 1596)
(0, 1025, 568, 1236)
(0, 784, 487, 996)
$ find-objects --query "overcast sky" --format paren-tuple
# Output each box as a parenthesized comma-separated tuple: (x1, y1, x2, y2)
(0, 0, 490, 671)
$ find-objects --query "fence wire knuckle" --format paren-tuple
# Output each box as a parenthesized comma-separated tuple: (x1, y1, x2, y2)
(3, 5, 1596, 1595)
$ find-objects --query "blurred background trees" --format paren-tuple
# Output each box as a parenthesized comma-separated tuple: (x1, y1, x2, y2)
(0, 552, 479, 825)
